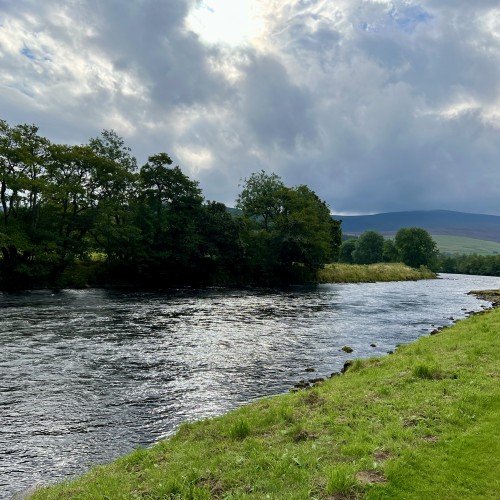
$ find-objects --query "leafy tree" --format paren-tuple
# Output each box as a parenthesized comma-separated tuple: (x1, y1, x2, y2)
(236, 170, 284, 230)
(339, 239, 357, 263)
(236, 172, 340, 284)
(0, 120, 50, 230)
(395, 228, 438, 269)
(139, 154, 204, 284)
(86, 131, 140, 268)
(198, 201, 244, 284)
(275, 185, 338, 272)
(352, 230, 385, 264)
(383, 239, 399, 262)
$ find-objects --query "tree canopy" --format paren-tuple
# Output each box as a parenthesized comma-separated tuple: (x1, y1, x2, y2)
(236, 171, 341, 285)
(0, 118, 342, 289)
(395, 227, 438, 269)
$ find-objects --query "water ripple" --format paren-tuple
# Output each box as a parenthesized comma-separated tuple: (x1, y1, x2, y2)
(1, 274, 499, 498)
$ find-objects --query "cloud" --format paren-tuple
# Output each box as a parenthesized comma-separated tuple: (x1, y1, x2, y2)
(1, 0, 500, 215)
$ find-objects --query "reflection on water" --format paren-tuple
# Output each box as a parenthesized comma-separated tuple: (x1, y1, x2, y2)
(1, 274, 499, 498)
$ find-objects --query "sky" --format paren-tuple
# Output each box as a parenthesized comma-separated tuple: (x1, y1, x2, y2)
(1, 0, 500, 215)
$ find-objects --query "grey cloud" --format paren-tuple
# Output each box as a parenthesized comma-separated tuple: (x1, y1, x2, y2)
(1, 0, 500, 215)
(240, 54, 317, 149)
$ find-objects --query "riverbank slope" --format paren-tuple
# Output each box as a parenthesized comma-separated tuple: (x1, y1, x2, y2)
(31, 295, 499, 499)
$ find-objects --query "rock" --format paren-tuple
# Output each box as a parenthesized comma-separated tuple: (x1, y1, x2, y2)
(304, 367, 315, 372)
(309, 377, 325, 384)
(293, 379, 311, 390)
(341, 360, 353, 374)
(370, 343, 376, 347)
(341, 346, 353, 353)
(387, 350, 394, 354)
(329, 372, 340, 378)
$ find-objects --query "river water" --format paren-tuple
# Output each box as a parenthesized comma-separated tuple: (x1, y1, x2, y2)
(1, 273, 499, 498)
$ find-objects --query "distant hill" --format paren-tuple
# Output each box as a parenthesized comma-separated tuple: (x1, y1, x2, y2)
(336, 210, 500, 244)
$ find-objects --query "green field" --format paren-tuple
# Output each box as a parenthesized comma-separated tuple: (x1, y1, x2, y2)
(32, 301, 500, 499)
(432, 235, 500, 255)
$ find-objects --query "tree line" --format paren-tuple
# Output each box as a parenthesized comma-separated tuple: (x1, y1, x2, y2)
(439, 253, 500, 276)
(0, 119, 341, 290)
(339, 229, 439, 269)
(339, 229, 500, 277)
(5, 118, 489, 290)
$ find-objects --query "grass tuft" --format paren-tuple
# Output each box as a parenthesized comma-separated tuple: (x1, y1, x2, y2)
(228, 418, 251, 440)
(412, 363, 441, 380)
(326, 463, 358, 495)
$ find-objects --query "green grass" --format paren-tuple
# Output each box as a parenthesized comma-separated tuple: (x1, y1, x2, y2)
(30, 303, 500, 499)
(317, 262, 436, 283)
(432, 235, 500, 255)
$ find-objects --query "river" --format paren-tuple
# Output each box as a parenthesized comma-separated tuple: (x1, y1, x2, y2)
(1, 273, 499, 498)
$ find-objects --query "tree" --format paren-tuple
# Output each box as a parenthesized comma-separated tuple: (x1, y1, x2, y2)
(383, 239, 399, 262)
(352, 230, 385, 264)
(235, 170, 284, 230)
(395, 228, 438, 268)
(236, 172, 340, 284)
(198, 201, 244, 284)
(275, 185, 338, 272)
(339, 239, 357, 263)
(139, 154, 204, 284)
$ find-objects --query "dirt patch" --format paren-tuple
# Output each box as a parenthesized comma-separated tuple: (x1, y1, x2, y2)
(196, 477, 225, 497)
(372, 449, 392, 462)
(403, 415, 427, 427)
(422, 435, 439, 444)
(291, 427, 317, 442)
(326, 494, 358, 500)
(301, 391, 326, 407)
(356, 470, 387, 485)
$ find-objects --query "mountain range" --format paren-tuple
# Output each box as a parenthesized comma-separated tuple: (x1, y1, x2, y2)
(335, 210, 500, 244)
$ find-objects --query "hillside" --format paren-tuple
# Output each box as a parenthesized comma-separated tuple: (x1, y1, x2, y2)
(337, 210, 500, 244)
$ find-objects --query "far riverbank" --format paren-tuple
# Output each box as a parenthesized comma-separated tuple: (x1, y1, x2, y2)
(317, 262, 436, 283)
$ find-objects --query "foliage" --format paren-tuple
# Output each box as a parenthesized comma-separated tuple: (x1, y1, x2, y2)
(339, 238, 357, 263)
(236, 171, 341, 285)
(317, 262, 436, 283)
(352, 230, 385, 264)
(438, 253, 500, 277)
(32, 307, 500, 499)
(395, 227, 438, 269)
(235, 170, 284, 231)
(383, 238, 399, 262)
(0, 118, 340, 288)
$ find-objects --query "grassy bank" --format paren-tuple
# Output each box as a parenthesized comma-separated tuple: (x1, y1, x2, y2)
(32, 301, 500, 499)
(317, 262, 436, 283)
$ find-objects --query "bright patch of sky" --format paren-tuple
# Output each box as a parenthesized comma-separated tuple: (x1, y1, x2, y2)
(186, 0, 265, 47)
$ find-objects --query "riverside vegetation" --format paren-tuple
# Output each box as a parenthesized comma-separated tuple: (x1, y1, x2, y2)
(31, 297, 500, 499)
(317, 263, 436, 283)
(1, 118, 443, 290)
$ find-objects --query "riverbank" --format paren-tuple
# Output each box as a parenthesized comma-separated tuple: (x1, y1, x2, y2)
(30, 292, 500, 499)
(317, 262, 436, 283)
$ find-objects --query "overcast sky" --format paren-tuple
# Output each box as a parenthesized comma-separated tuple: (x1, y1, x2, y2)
(1, 0, 500, 215)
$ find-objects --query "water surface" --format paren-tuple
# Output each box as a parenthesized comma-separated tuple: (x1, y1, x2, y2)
(1, 274, 499, 498)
